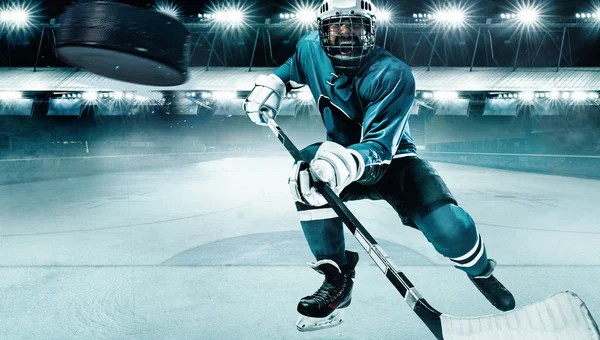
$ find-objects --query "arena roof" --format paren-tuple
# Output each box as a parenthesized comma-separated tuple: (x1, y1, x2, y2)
(1, 67, 600, 92)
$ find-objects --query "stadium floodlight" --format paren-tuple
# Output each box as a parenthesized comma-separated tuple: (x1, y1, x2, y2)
(201, 92, 212, 99)
(561, 91, 571, 99)
(576, 13, 581, 18)
(113, 91, 124, 100)
(517, 7, 540, 26)
(83, 91, 98, 101)
(434, 8, 466, 27)
(422, 92, 433, 99)
(211, 91, 237, 100)
(588, 92, 599, 100)
(0, 3, 33, 30)
(433, 91, 458, 100)
(155, 1, 181, 19)
(375, 9, 392, 23)
(0, 91, 22, 100)
(572, 91, 587, 101)
(125, 92, 134, 100)
(519, 91, 534, 101)
(297, 9, 316, 23)
(213, 6, 246, 27)
(549, 91, 559, 100)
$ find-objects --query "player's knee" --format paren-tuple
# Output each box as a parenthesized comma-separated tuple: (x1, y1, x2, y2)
(418, 203, 478, 251)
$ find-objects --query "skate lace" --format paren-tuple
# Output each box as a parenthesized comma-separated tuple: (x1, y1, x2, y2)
(312, 280, 345, 308)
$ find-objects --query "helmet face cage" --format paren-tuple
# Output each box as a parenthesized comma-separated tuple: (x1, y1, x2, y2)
(319, 14, 376, 75)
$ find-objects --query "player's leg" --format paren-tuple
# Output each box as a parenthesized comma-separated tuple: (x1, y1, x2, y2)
(411, 202, 515, 311)
(293, 143, 364, 330)
(377, 156, 515, 312)
(413, 202, 488, 276)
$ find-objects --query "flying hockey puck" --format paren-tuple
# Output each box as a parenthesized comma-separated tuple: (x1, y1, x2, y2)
(56, 1, 190, 86)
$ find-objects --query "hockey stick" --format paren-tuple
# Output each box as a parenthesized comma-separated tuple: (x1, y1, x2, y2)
(262, 114, 444, 338)
(261, 113, 600, 340)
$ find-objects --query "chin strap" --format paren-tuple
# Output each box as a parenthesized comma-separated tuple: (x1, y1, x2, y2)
(326, 72, 339, 87)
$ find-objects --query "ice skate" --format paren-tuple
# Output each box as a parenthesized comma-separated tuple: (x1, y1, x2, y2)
(296, 250, 359, 332)
(468, 259, 516, 312)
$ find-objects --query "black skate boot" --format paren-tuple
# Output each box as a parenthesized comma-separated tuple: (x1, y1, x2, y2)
(296, 250, 359, 332)
(468, 259, 516, 312)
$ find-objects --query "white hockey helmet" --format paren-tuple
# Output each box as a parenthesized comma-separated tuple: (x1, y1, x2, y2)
(316, 0, 377, 75)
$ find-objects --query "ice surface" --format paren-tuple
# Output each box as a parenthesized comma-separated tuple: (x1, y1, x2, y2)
(0, 157, 599, 340)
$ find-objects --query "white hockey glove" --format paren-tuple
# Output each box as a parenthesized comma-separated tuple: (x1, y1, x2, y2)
(289, 142, 365, 207)
(243, 74, 286, 126)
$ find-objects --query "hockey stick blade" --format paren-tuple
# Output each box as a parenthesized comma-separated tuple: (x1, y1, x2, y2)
(441, 290, 600, 340)
(259, 113, 600, 339)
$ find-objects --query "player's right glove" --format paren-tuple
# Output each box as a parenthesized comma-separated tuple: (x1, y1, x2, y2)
(289, 141, 365, 207)
(243, 74, 286, 126)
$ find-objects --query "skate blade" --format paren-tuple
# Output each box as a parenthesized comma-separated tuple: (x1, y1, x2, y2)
(296, 309, 345, 332)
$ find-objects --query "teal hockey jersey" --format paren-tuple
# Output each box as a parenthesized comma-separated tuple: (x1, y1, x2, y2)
(273, 31, 417, 185)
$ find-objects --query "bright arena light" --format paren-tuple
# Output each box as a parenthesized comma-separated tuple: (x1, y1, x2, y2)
(113, 91, 124, 100)
(517, 7, 540, 25)
(284, 2, 318, 29)
(561, 91, 571, 99)
(572, 91, 588, 101)
(434, 8, 466, 26)
(588, 92, 599, 100)
(519, 91, 535, 101)
(297, 9, 316, 23)
(0, 91, 22, 100)
(0, 3, 33, 29)
(375, 9, 392, 23)
(212, 6, 246, 27)
(549, 91, 559, 100)
(155, 1, 181, 19)
(83, 91, 98, 101)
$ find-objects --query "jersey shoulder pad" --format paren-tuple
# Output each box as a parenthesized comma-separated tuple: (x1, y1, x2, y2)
(296, 31, 320, 50)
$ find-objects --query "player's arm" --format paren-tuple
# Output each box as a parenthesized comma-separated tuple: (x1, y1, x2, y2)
(243, 39, 307, 125)
(347, 66, 416, 185)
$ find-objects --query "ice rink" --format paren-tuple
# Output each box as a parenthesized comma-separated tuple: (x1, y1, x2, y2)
(1, 155, 599, 340)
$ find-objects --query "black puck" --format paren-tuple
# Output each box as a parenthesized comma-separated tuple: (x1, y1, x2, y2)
(56, 1, 190, 86)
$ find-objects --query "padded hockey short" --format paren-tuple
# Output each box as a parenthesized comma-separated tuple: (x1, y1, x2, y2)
(296, 143, 457, 229)
(372, 156, 458, 229)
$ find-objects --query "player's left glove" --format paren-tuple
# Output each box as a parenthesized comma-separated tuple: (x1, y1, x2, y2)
(289, 141, 365, 207)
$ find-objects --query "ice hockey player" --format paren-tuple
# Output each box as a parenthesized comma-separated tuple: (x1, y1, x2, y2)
(243, 0, 516, 332)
